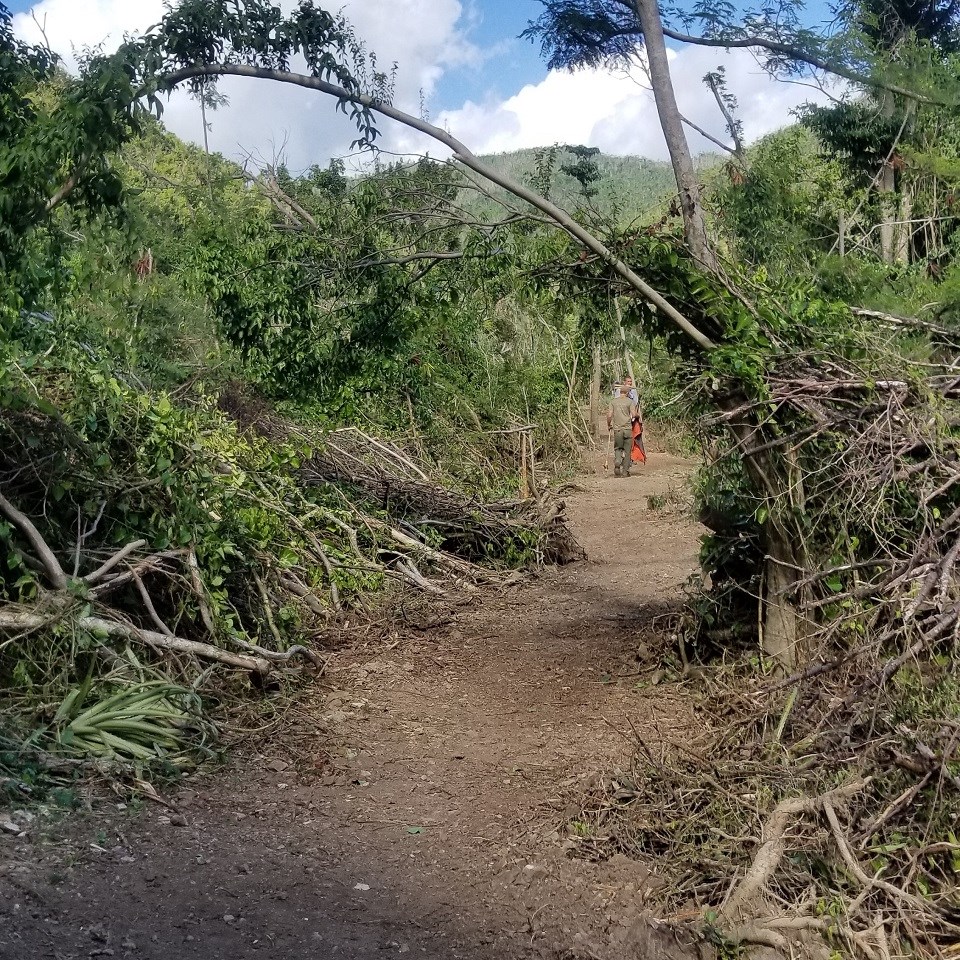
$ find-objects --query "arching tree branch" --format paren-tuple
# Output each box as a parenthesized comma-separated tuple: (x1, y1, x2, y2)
(0, 491, 68, 589)
(157, 62, 717, 351)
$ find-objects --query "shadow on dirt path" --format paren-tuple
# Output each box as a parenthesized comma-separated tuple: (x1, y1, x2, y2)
(1, 448, 704, 960)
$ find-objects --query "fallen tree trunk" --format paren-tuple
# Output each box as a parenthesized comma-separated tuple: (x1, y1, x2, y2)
(0, 608, 271, 675)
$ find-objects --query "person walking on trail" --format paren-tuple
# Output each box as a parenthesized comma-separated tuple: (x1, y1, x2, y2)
(607, 386, 638, 477)
(615, 376, 647, 467)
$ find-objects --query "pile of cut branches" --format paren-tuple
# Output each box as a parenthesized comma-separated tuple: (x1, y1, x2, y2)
(570, 662, 960, 959)
(304, 425, 585, 566)
(0, 342, 581, 777)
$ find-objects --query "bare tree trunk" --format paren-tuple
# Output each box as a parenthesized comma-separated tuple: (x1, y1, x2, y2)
(763, 530, 802, 672)
(614, 299, 636, 382)
(895, 183, 912, 264)
(878, 93, 898, 265)
(590, 344, 602, 438)
(632, 0, 717, 273)
(879, 160, 896, 264)
(721, 400, 809, 673)
(199, 92, 215, 206)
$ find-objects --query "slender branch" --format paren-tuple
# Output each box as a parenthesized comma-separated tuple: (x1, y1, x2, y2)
(83, 539, 148, 584)
(224, 631, 324, 668)
(659, 26, 942, 104)
(353, 250, 469, 267)
(680, 114, 738, 157)
(0, 491, 68, 589)
(187, 548, 217, 636)
(704, 73, 744, 158)
(252, 570, 284, 648)
(43, 151, 94, 215)
(132, 571, 175, 636)
(72, 500, 106, 578)
(159, 63, 717, 351)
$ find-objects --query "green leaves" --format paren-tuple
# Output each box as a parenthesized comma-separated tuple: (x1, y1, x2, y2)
(50, 681, 213, 766)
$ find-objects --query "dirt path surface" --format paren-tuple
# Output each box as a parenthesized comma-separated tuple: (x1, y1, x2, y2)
(1, 451, 703, 960)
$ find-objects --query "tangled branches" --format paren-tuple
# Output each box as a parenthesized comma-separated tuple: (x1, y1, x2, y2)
(304, 425, 585, 567)
(571, 670, 960, 958)
(708, 354, 960, 712)
(0, 358, 581, 772)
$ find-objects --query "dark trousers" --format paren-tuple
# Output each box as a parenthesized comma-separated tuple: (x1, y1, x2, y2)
(613, 428, 631, 471)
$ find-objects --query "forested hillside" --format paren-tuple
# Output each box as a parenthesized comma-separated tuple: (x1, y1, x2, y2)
(467, 146, 721, 222)
(3, 0, 960, 957)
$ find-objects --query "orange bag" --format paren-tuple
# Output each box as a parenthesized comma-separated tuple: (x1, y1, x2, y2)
(631, 420, 646, 464)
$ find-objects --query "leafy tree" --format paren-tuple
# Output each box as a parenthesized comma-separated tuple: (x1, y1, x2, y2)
(0, 3, 145, 312)
(560, 144, 602, 200)
(718, 126, 849, 270)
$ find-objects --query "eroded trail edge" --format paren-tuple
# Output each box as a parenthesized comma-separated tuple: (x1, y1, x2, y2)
(1, 452, 701, 960)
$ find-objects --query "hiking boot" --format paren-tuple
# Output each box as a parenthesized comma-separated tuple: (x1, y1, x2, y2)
(623, 470, 631, 477)
(613, 467, 621, 477)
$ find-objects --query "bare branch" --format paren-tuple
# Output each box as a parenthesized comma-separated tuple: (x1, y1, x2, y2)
(83, 539, 148, 584)
(0, 490, 68, 590)
(132, 571, 175, 636)
(721, 778, 870, 920)
(680, 114, 738, 157)
(0, 608, 270, 675)
(704, 73, 744, 158)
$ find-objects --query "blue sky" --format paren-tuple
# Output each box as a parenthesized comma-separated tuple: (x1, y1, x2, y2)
(449, 0, 543, 101)
(8, 0, 840, 169)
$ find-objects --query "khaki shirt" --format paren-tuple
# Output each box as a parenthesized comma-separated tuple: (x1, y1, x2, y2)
(609, 395, 636, 431)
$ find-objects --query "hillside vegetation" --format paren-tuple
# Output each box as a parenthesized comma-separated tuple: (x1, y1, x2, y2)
(465, 146, 721, 222)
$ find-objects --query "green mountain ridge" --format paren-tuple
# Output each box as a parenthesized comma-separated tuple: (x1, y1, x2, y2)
(464, 146, 724, 224)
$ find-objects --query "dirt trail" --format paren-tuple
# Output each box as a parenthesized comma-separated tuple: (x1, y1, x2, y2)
(1, 450, 703, 960)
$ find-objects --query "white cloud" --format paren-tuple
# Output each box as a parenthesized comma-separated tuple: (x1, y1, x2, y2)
(417, 46, 840, 161)
(14, 0, 166, 60)
(12, 0, 482, 171)
(12, 0, 838, 170)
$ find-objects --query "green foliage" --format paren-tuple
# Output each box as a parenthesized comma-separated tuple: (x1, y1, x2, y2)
(123, 0, 384, 149)
(717, 127, 850, 272)
(50, 680, 214, 767)
(799, 101, 903, 183)
(463, 145, 713, 225)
